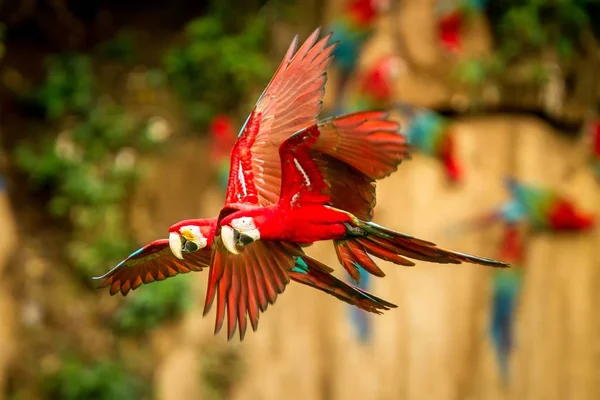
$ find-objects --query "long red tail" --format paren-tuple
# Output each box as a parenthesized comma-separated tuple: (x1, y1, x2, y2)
(335, 220, 509, 284)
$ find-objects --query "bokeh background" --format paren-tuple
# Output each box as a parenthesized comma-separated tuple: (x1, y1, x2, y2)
(1, 0, 600, 399)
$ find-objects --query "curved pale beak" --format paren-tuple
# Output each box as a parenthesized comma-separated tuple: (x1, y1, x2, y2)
(169, 232, 184, 260)
(221, 226, 240, 255)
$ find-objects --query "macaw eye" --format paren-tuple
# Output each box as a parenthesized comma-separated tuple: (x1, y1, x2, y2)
(184, 241, 199, 252)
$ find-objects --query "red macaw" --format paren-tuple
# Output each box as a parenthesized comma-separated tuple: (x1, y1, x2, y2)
(395, 102, 462, 183)
(95, 28, 409, 339)
(436, 0, 488, 54)
(336, 54, 403, 116)
(329, 0, 390, 107)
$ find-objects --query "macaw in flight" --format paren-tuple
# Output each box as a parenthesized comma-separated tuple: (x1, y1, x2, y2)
(451, 176, 594, 381)
(395, 102, 462, 183)
(436, 0, 488, 54)
(95, 28, 409, 336)
(337, 54, 403, 115)
(329, 0, 389, 107)
(95, 28, 507, 341)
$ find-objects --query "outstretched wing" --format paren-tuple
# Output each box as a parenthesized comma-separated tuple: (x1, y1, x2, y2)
(93, 239, 211, 296)
(203, 236, 302, 341)
(279, 125, 331, 207)
(224, 27, 337, 206)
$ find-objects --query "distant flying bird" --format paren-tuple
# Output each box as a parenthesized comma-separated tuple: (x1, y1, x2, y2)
(329, 0, 389, 107)
(395, 103, 462, 183)
(450, 176, 594, 381)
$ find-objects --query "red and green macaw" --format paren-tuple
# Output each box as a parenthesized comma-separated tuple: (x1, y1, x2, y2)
(436, 0, 488, 54)
(329, 0, 389, 107)
(452, 176, 594, 381)
(336, 54, 403, 115)
(209, 114, 238, 192)
(94, 28, 405, 339)
(395, 103, 462, 183)
(95, 28, 507, 341)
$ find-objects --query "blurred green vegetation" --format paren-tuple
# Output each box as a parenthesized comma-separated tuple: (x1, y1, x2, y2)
(41, 357, 146, 400)
(201, 347, 245, 400)
(163, 16, 271, 128)
(114, 275, 192, 334)
(455, 0, 599, 105)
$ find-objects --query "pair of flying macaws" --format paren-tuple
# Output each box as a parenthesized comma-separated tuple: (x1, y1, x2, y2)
(94, 28, 508, 341)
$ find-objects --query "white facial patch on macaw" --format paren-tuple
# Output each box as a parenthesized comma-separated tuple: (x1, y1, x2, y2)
(231, 216, 261, 242)
(180, 225, 208, 249)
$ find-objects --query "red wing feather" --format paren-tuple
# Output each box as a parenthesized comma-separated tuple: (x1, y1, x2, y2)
(223, 28, 337, 207)
(314, 111, 410, 180)
(279, 125, 331, 207)
(314, 154, 376, 220)
(93, 239, 210, 296)
(204, 236, 300, 340)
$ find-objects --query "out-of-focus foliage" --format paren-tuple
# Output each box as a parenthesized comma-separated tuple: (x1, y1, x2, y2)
(113, 275, 191, 334)
(455, 0, 599, 99)
(163, 15, 272, 128)
(14, 53, 164, 278)
(41, 357, 146, 400)
(201, 347, 245, 400)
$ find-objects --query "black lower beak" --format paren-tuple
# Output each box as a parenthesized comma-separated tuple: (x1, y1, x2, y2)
(238, 233, 256, 246)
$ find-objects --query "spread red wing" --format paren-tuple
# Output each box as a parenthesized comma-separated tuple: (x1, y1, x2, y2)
(224, 27, 337, 206)
(314, 111, 410, 180)
(279, 125, 331, 207)
(93, 239, 210, 296)
(203, 236, 301, 341)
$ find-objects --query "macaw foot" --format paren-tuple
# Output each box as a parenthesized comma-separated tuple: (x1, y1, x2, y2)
(344, 222, 368, 237)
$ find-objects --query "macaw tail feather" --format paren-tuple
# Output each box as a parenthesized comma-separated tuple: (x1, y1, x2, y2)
(490, 268, 522, 384)
(290, 256, 397, 314)
(347, 267, 372, 342)
(335, 220, 509, 285)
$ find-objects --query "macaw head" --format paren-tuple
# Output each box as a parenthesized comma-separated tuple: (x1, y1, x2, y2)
(220, 216, 262, 255)
(218, 209, 270, 255)
(168, 218, 216, 260)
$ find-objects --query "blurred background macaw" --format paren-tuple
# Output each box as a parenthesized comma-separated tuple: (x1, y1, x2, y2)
(395, 103, 462, 183)
(450, 177, 595, 381)
(328, 0, 390, 109)
(435, 0, 488, 54)
(337, 54, 403, 115)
